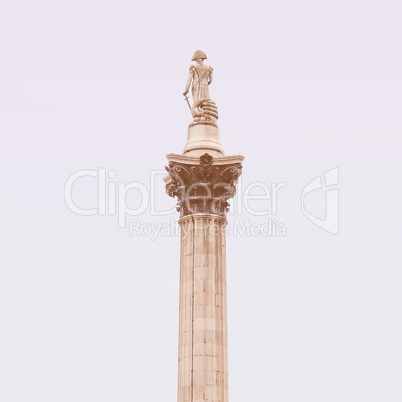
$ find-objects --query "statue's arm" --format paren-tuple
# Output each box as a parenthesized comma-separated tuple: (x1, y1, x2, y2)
(208, 70, 213, 85)
(183, 69, 194, 96)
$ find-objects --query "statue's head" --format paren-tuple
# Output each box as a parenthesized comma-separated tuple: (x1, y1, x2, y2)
(191, 50, 207, 62)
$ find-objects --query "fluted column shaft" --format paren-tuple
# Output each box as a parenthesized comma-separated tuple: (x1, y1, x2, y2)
(178, 214, 228, 402)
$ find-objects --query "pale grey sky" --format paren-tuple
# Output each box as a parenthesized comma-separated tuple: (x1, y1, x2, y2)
(1, 0, 401, 401)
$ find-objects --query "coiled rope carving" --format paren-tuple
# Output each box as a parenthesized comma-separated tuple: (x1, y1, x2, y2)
(191, 98, 219, 123)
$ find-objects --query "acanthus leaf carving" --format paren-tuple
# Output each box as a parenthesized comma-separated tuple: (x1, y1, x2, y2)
(165, 154, 242, 218)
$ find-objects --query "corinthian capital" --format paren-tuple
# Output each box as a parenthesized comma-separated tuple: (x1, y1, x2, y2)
(165, 153, 243, 218)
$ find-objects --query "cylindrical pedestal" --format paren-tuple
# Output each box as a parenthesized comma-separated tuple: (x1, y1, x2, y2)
(178, 213, 228, 402)
(183, 122, 224, 157)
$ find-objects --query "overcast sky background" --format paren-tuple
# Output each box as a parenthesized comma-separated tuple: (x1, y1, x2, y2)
(1, 0, 401, 401)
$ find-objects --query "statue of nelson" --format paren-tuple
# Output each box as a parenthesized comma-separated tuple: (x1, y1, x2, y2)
(183, 50, 214, 104)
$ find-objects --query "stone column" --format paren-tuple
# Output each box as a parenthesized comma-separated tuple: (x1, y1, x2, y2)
(178, 214, 228, 402)
(166, 49, 244, 402)
(165, 152, 243, 402)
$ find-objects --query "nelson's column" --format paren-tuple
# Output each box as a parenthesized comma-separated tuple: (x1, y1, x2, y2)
(164, 50, 244, 402)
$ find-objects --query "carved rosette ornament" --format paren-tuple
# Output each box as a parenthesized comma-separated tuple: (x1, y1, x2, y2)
(165, 153, 243, 218)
